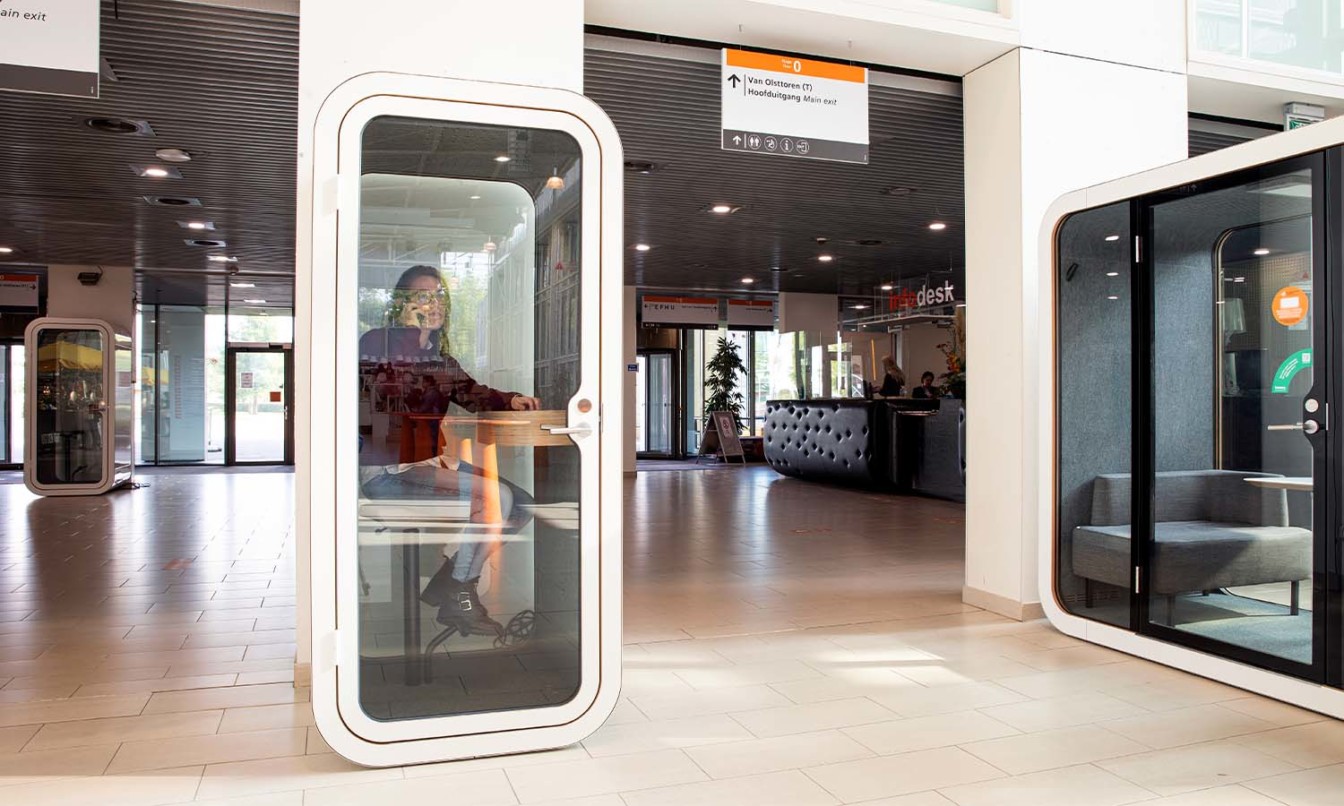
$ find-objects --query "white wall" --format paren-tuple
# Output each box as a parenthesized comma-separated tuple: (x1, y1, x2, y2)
(1017, 0, 1186, 73)
(294, 0, 585, 681)
(45, 265, 134, 334)
(962, 47, 1188, 619)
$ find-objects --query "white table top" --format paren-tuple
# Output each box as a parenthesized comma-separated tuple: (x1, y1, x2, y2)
(1244, 476, 1313, 492)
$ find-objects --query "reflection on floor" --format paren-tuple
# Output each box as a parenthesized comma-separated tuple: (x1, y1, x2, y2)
(0, 467, 1342, 804)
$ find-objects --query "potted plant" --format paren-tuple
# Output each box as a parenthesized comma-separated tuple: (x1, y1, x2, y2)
(937, 310, 966, 400)
(704, 336, 746, 434)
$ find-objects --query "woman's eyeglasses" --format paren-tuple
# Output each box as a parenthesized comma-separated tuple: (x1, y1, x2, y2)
(402, 290, 449, 306)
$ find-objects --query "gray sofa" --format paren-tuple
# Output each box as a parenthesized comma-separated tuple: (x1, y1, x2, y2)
(1073, 470, 1311, 623)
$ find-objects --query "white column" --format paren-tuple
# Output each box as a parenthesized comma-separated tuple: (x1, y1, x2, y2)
(293, 0, 584, 684)
(45, 265, 135, 334)
(962, 42, 1187, 619)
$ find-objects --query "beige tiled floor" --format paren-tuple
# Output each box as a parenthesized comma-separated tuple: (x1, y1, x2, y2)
(0, 466, 1341, 804)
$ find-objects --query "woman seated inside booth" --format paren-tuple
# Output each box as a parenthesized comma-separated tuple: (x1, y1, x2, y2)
(358, 264, 539, 637)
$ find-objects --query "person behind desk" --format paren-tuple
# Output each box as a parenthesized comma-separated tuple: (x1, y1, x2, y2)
(911, 371, 939, 399)
(878, 355, 906, 397)
(359, 264, 540, 637)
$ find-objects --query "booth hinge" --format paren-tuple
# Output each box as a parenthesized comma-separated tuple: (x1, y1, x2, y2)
(1133, 566, 1141, 594)
(1134, 236, 1142, 263)
(322, 175, 340, 215)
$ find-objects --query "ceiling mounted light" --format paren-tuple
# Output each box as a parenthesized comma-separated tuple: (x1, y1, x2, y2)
(928, 222, 947, 231)
(817, 255, 834, 263)
(84, 116, 153, 135)
(469, 194, 481, 200)
(243, 299, 267, 304)
(1104, 234, 1121, 242)
(1107, 295, 1119, 300)
(185, 238, 226, 248)
(230, 282, 255, 288)
(878, 185, 915, 197)
(880, 284, 894, 291)
(483, 239, 497, 253)
(145, 167, 169, 178)
(546, 168, 565, 190)
(207, 255, 238, 263)
(852, 304, 869, 310)
(179, 221, 214, 231)
(624, 160, 663, 174)
(741, 277, 755, 284)
(155, 147, 192, 163)
(494, 155, 510, 163)
(129, 164, 181, 179)
(633, 244, 651, 252)
(1106, 271, 1119, 277)
(709, 203, 736, 214)
(144, 195, 202, 207)
(1254, 248, 1271, 256)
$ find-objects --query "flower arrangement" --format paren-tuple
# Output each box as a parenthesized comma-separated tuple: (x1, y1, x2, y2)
(936, 309, 966, 399)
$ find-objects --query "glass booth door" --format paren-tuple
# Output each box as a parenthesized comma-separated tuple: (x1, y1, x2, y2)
(309, 77, 621, 766)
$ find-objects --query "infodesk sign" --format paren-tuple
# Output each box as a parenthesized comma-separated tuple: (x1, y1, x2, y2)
(641, 295, 720, 327)
(721, 49, 868, 164)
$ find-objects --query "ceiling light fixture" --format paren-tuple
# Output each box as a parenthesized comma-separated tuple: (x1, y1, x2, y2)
(1254, 248, 1271, 256)
(710, 204, 734, 214)
(469, 194, 481, 200)
(818, 255, 834, 263)
(230, 282, 255, 288)
(852, 304, 869, 310)
(144, 167, 169, 178)
(1107, 295, 1119, 300)
(546, 167, 565, 190)
(243, 299, 267, 304)
(207, 255, 238, 263)
(483, 239, 497, 253)
(880, 284, 894, 291)
(155, 147, 192, 163)
(928, 222, 947, 231)
(1104, 234, 1121, 242)
(0, 247, 13, 254)
(182, 221, 212, 231)
(634, 244, 651, 252)
(1106, 271, 1119, 277)
(741, 277, 755, 284)
(494, 155, 510, 163)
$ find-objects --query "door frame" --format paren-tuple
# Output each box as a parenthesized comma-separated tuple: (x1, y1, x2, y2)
(636, 348, 679, 458)
(0, 342, 16, 469)
(224, 344, 294, 466)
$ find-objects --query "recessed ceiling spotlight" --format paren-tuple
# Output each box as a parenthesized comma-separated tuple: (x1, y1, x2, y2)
(817, 255, 834, 263)
(155, 147, 192, 163)
(856, 239, 883, 247)
(207, 255, 238, 263)
(185, 238, 226, 248)
(623, 160, 664, 174)
(84, 117, 153, 135)
(1104, 234, 1121, 242)
(741, 277, 755, 284)
(178, 221, 214, 231)
(1254, 248, 1271, 256)
(494, 155, 511, 163)
(0, 246, 13, 254)
(129, 164, 181, 179)
(852, 304, 869, 310)
(878, 186, 915, 197)
(1107, 295, 1120, 300)
(144, 195, 202, 206)
(880, 284, 894, 291)
(469, 194, 481, 200)
(709, 203, 736, 214)
(928, 222, 947, 231)
(1106, 271, 1119, 277)
(483, 239, 497, 252)
(230, 282, 255, 288)
(243, 299, 267, 304)
(633, 244, 651, 252)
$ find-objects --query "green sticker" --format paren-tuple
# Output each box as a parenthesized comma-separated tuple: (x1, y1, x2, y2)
(1272, 348, 1312, 394)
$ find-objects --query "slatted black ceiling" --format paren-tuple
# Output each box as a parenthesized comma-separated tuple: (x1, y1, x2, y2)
(0, 5, 967, 306)
(0, 0, 297, 307)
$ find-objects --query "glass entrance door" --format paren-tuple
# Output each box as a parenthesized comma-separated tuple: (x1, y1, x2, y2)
(225, 348, 292, 465)
(637, 350, 676, 457)
(1141, 155, 1326, 678)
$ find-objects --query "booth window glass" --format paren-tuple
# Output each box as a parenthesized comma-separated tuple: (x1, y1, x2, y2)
(1055, 203, 1133, 626)
(353, 115, 583, 720)
(33, 327, 105, 486)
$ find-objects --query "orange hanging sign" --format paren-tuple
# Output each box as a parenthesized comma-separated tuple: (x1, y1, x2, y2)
(1272, 285, 1309, 327)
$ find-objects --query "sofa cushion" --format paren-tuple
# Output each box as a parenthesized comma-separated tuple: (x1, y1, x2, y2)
(1088, 470, 1290, 527)
(1074, 520, 1311, 594)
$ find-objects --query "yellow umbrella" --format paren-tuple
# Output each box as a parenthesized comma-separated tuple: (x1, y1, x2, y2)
(36, 340, 102, 372)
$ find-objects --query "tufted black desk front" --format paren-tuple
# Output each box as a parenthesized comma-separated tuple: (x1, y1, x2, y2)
(763, 398, 945, 491)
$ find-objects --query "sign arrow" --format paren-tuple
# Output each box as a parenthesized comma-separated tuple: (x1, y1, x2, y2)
(727, 74, 741, 88)
(732, 135, 742, 145)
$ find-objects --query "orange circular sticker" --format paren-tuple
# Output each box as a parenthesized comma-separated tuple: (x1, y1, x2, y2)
(1272, 286, 1309, 327)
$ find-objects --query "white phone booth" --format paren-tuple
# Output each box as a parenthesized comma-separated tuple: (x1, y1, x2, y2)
(307, 74, 624, 766)
(24, 318, 134, 496)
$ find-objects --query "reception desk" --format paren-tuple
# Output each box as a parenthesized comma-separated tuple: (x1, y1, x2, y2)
(763, 398, 964, 501)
